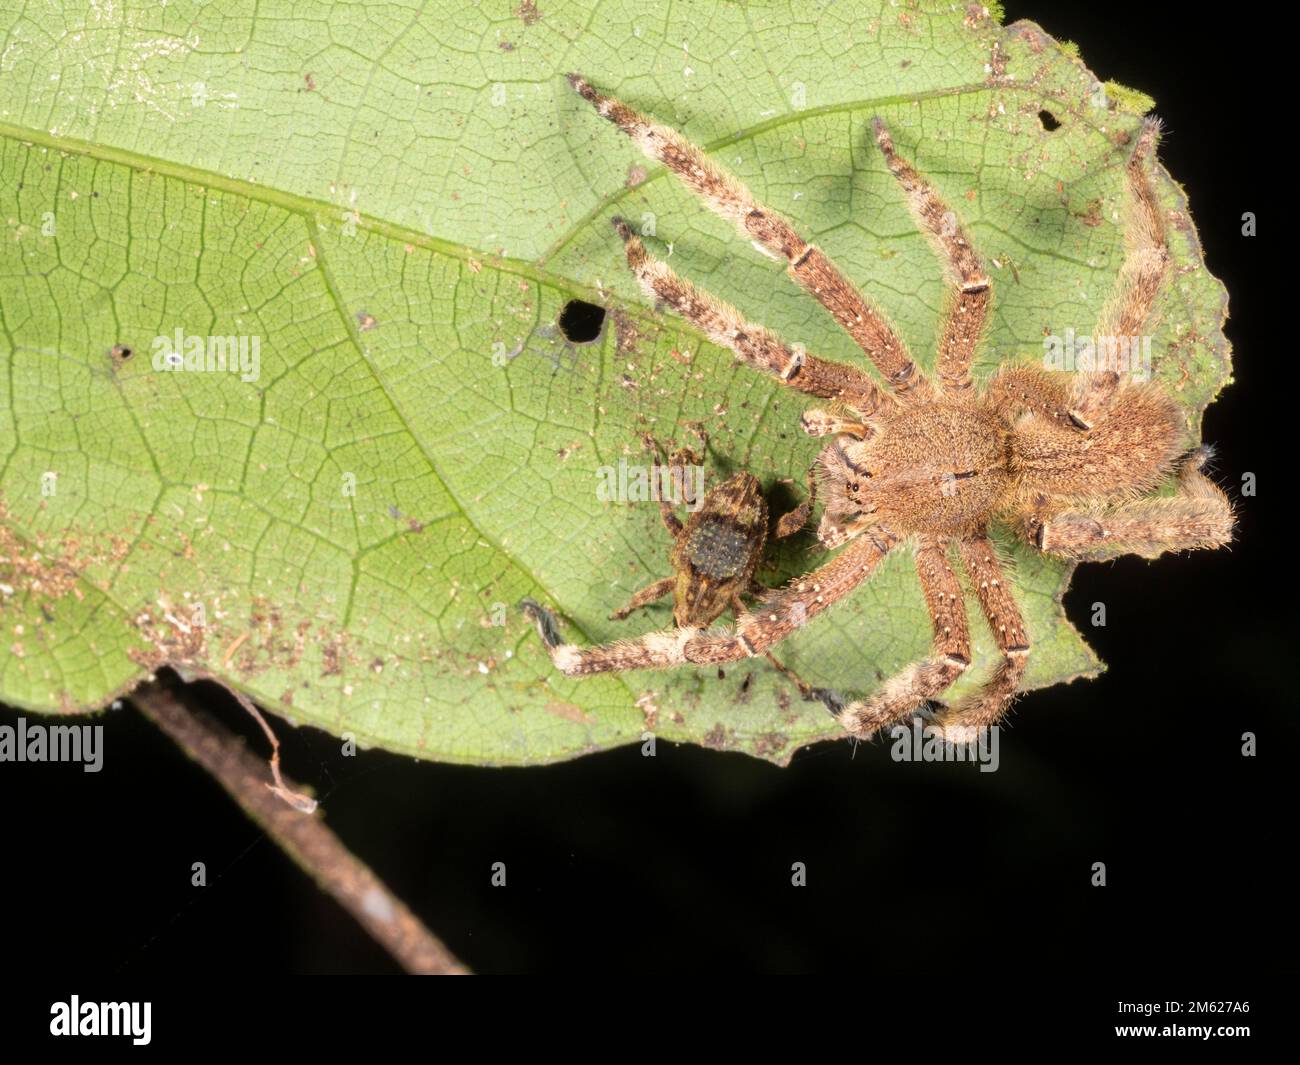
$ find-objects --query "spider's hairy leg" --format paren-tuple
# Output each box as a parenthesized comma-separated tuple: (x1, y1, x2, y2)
(927, 539, 1029, 742)
(1035, 446, 1235, 560)
(570, 75, 923, 397)
(873, 118, 991, 396)
(800, 408, 871, 439)
(826, 537, 971, 739)
(522, 531, 897, 674)
(816, 512, 880, 550)
(1074, 118, 1169, 425)
(609, 577, 675, 621)
(984, 366, 1089, 430)
(613, 219, 889, 416)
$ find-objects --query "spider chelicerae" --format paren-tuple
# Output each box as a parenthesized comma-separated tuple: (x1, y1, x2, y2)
(525, 75, 1234, 744)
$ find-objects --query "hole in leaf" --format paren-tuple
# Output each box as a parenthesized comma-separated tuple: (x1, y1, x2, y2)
(111, 344, 133, 361)
(1038, 109, 1061, 132)
(558, 300, 606, 343)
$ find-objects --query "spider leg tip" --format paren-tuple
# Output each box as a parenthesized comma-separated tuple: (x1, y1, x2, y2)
(567, 72, 598, 100)
(1135, 115, 1165, 157)
(808, 686, 847, 719)
(1182, 442, 1215, 470)
(519, 597, 564, 649)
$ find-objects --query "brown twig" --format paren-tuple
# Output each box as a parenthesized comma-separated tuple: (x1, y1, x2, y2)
(132, 681, 470, 975)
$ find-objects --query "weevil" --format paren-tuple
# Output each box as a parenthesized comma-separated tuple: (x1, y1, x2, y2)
(523, 433, 817, 689)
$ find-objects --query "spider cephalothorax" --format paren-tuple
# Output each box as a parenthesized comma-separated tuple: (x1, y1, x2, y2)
(528, 75, 1234, 744)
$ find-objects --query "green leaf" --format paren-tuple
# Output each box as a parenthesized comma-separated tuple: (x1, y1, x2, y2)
(0, 1, 1230, 764)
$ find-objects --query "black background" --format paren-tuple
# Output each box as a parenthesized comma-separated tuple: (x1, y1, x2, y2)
(0, 1, 1288, 996)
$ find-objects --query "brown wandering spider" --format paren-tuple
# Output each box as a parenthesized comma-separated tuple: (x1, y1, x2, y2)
(528, 75, 1234, 744)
